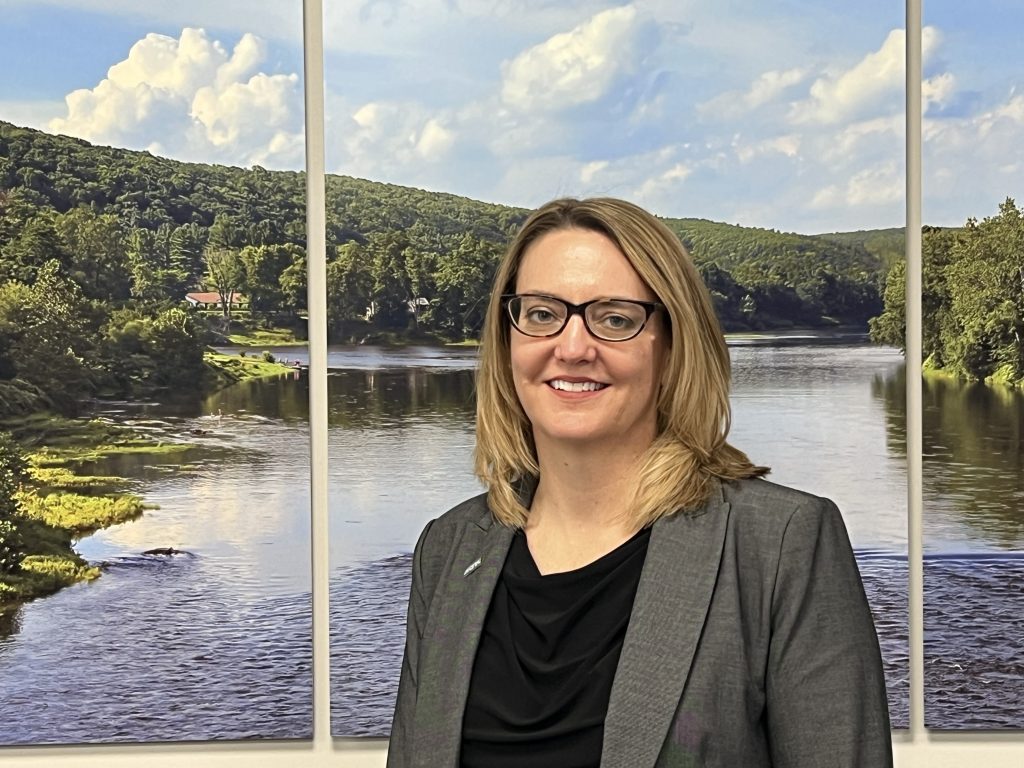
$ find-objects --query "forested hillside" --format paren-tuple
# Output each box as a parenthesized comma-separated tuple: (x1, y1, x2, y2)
(871, 199, 1024, 386)
(0, 120, 897, 415)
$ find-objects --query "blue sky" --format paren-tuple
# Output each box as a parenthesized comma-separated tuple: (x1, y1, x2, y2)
(0, 0, 1019, 232)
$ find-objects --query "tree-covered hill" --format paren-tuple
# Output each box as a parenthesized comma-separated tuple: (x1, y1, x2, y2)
(871, 200, 1024, 386)
(1, 118, 898, 400)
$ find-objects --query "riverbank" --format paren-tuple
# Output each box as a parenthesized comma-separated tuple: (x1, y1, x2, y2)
(203, 349, 300, 388)
(225, 327, 307, 347)
(923, 355, 1024, 389)
(1, 353, 300, 608)
(0, 416, 176, 607)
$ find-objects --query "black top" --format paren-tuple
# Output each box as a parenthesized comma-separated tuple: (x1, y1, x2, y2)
(460, 526, 652, 768)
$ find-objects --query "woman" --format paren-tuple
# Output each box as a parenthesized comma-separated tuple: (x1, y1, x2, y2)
(387, 197, 892, 767)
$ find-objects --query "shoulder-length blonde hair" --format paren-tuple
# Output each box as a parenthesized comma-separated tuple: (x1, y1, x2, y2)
(475, 197, 767, 528)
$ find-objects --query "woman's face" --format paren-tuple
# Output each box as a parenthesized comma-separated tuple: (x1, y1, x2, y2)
(510, 227, 667, 454)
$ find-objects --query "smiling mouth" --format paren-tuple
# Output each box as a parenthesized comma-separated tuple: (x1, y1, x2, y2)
(548, 379, 608, 392)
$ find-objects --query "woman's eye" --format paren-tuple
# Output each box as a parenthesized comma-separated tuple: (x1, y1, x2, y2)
(598, 313, 636, 330)
(526, 308, 557, 323)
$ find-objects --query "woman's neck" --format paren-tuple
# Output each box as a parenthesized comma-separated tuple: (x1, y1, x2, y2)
(523, 438, 650, 572)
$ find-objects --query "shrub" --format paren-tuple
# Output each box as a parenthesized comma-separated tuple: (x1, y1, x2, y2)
(0, 432, 28, 573)
(261, 350, 276, 363)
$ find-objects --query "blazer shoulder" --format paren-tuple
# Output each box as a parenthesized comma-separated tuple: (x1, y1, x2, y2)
(718, 476, 841, 534)
(432, 491, 492, 533)
(412, 491, 492, 569)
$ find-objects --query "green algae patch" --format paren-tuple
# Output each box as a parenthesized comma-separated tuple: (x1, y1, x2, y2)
(204, 350, 295, 388)
(30, 441, 191, 469)
(0, 554, 100, 606)
(27, 465, 127, 492)
(18, 491, 145, 535)
(226, 328, 306, 346)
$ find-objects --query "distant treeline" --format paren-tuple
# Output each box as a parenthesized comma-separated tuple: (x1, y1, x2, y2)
(0, 120, 901, 413)
(871, 198, 1024, 386)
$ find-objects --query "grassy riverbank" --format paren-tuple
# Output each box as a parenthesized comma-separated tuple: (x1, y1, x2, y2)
(225, 327, 306, 347)
(203, 349, 298, 388)
(1, 349, 299, 608)
(923, 355, 1024, 390)
(0, 417, 168, 607)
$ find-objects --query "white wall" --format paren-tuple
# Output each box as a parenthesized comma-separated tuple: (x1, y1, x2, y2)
(1, 1, 1021, 765)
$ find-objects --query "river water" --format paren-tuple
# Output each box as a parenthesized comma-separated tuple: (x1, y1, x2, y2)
(327, 342, 914, 734)
(1, 342, 1019, 744)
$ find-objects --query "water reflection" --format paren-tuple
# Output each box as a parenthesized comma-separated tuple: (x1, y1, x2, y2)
(328, 368, 476, 429)
(909, 374, 1024, 728)
(922, 375, 1024, 551)
(329, 344, 911, 733)
(0, 379, 313, 743)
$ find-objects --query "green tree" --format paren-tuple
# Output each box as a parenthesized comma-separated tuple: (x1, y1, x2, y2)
(54, 207, 130, 300)
(943, 200, 1024, 380)
(367, 232, 413, 329)
(868, 259, 906, 348)
(0, 261, 93, 413)
(241, 243, 303, 313)
(280, 256, 308, 311)
(327, 242, 372, 340)
(0, 431, 27, 574)
(204, 247, 246, 319)
(431, 234, 500, 337)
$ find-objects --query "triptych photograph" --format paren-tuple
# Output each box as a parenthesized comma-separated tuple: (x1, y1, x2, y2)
(0, 0, 1020, 748)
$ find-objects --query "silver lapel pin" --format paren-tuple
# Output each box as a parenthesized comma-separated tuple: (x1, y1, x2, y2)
(463, 558, 482, 577)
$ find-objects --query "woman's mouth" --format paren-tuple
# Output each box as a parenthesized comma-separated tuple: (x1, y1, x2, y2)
(547, 379, 608, 392)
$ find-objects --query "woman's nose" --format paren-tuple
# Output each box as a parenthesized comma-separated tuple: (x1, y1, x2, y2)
(554, 314, 597, 362)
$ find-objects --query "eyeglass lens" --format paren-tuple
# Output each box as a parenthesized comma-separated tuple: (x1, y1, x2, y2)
(507, 296, 649, 341)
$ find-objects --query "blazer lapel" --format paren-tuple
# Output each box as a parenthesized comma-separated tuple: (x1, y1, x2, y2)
(412, 505, 514, 768)
(601, 482, 732, 768)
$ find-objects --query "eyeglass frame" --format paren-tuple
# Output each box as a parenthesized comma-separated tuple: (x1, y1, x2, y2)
(500, 293, 665, 342)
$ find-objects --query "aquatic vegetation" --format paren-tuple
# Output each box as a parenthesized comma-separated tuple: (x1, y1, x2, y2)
(0, 554, 100, 604)
(227, 327, 305, 346)
(204, 350, 294, 387)
(17, 491, 145, 534)
(26, 465, 127, 491)
(0, 423, 165, 604)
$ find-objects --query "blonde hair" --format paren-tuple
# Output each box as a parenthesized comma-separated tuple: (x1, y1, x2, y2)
(474, 197, 768, 528)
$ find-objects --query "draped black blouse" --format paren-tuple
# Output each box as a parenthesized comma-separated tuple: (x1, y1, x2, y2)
(460, 527, 652, 768)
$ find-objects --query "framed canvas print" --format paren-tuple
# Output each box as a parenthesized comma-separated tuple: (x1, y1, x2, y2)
(919, 0, 1024, 729)
(324, 0, 910, 734)
(0, 0, 313, 744)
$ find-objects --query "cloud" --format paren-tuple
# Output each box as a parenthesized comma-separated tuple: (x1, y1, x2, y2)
(789, 27, 923, 125)
(339, 101, 459, 179)
(733, 134, 801, 164)
(924, 91, 1024, 224)
(318, 2, 913, 231)
(811, 161, 903, 210)
(48, 27, 303, 169)
(698, 68, 806, 120)
(500, 4, 648, 112)
(923, 72, 957, 113)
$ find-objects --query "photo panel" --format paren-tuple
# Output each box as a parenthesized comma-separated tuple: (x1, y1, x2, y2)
(324, 0, 909, 734)
(921, 0, 1024, 729)
(0, 1, 312, 744)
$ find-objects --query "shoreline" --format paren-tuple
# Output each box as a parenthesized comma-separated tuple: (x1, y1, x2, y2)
(0, 355, 297, 612)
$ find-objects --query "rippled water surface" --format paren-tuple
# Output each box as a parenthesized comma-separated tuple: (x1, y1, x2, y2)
(0, 380, 314, 744)
(329, 343, 915, 733)
(6, 342, 1016, 743)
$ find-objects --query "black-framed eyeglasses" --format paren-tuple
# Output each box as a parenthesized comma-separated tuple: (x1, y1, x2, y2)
(501, 293, 663, 342)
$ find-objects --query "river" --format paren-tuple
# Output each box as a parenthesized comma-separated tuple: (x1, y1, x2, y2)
(1, 342, 1020, 743)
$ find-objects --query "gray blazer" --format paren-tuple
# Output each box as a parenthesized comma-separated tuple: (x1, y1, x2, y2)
(387, 477, 893, 767)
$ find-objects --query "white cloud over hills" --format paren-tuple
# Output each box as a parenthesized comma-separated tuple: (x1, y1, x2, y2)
(8, 0, 1021, 231)
(48, 27, 304, 169)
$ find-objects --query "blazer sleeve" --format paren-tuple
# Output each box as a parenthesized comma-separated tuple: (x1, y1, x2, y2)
(765, 498, 893, 767)
(386, 518, 437, 768)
